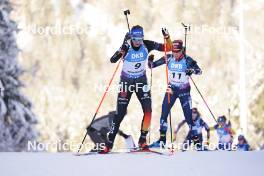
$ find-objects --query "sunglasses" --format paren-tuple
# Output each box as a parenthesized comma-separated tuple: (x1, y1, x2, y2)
(131, 37, 143, 42)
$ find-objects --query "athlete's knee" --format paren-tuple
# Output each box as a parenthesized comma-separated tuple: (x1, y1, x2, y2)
(142, 102, 152, 112)
(118, 97, 129, 105)
(112, 112, 124, 126)
(160, 105, 170, 120)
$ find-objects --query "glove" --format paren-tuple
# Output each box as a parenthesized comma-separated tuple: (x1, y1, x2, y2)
(162, 28, 170, 39)
(185, 69, 195, 76)
(148, 54, 154, 68)
(110, 51, 123, 63)
(148, 54, 154, 62)
(166, 87, 173, 94)
(124, 32, 131, 41)
(120, 42, 129, 52)
(120, 32, 130, 51)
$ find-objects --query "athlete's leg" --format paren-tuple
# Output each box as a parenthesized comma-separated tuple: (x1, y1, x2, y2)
(182, 130, 192, 151)
(108, 78, 133, 147)
(135, 76, 152, 146)
(178, 86, 193, 128)
(193, 134, 203, 150)
(159, 88, 177, 141)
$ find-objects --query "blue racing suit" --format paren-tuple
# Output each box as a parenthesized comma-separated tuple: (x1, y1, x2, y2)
(213, 124, 234, 150)
(151, 54, 202, 140)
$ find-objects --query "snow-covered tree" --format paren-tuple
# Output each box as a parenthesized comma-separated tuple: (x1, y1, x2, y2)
(0, 0, 37, 151)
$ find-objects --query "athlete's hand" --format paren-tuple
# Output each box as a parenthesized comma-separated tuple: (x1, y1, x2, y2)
(166, 87, 173, 94)
(120, 42, 129, 52)
(185, 69, 195, 76)
(124, 32, 131, 42)
(162, 28, 170, 39)
(148, 54, 154, 68)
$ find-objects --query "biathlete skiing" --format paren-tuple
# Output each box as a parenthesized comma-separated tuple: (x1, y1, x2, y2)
(148, 39, 202, 148)
(174, 107, 210, 151)
(101, 25, 172, 153)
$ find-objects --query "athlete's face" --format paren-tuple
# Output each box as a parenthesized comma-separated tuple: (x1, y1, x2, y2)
(131, 37, 143, 47)
(172, 50, 183, 59)
(192, 111, 198, 121)
(238, 136, 245, 144)
(238, 139, 244, 144)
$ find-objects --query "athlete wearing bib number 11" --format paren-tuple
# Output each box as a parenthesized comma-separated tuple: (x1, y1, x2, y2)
(149, 40, 202, 148)
(101, 25, 172, 153)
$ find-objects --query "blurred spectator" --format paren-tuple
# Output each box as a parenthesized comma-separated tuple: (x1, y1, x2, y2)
(236, 135, 251, 151)
(211, 115, 235, 150)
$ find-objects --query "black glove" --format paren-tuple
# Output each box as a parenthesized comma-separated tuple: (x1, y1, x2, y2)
(120, 32, 131, 51)
(148, 54, 154, 68)
(185, 69, 195, 76)
(121, 42, 129, 52)
(126, 32, 131, 40)
(123, 32, 131, 43)
(110, 51, 123, 63)
(162, 28, 170, 39)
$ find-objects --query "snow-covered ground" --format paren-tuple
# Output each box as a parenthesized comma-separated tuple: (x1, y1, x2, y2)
(0, 151, 263, 176)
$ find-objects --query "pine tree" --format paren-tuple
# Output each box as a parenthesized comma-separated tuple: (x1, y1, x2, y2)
(0, 0, 38, 151)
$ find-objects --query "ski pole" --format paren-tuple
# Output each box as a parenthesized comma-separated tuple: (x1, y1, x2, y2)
(163, 37, 173, 144)
(181, 22, 217, 123)
(181, 22, 190, 56)
(189, 76, 217, 123)
(148, 65, 153, 144)
(228, 108, 231, 121)
(77, 59, 122, 154)
(123, 9, 131, 32)
(228, 108, 232, 127)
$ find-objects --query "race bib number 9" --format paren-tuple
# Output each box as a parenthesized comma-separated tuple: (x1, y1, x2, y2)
(123, 60, 146, 73)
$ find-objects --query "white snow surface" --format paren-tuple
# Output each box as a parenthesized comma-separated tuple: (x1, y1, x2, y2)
(0, 151, 263, 176)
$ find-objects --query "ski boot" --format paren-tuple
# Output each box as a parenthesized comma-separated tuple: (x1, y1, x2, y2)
(98, 142, 113, 154)
(149, 132, 166, 148)
(138, 131, 149, 150)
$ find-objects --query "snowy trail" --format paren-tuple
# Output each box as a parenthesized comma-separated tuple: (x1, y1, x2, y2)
(0, 151, 263, 176)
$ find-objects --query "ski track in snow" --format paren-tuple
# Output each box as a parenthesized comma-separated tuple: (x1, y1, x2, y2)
(0, 151, 263, 176)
